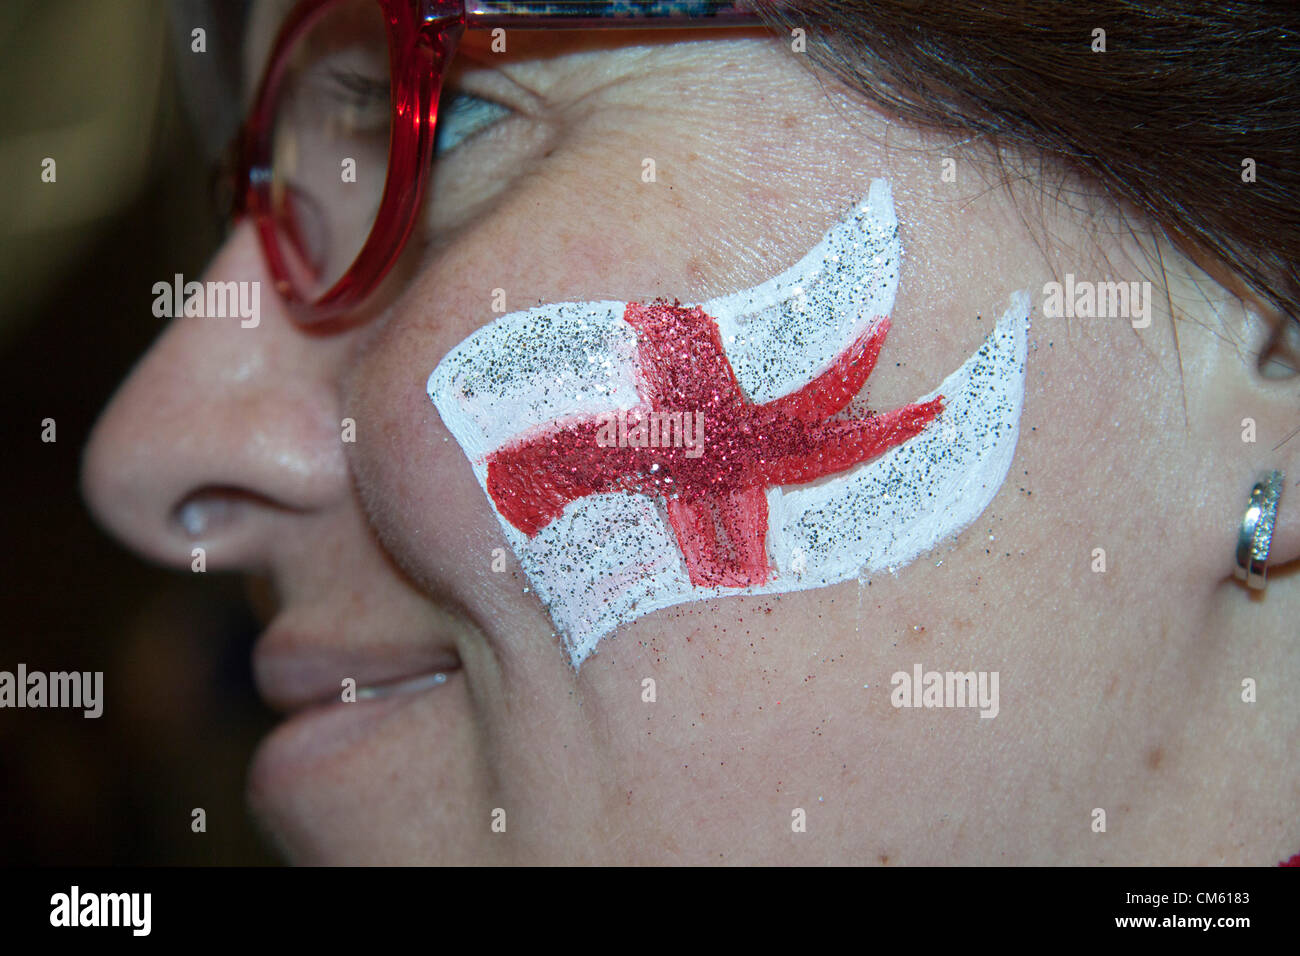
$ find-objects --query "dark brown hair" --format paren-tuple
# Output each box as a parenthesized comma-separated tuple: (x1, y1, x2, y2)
(755, 0, 1300, 332)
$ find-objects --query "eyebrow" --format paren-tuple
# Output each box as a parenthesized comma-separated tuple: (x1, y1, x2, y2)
(242, 0, 763, 101)
(255, 0, 760, 34)
(464, 1, 759, 27)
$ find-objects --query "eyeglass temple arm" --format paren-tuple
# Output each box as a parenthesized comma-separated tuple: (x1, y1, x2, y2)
(462, 1, 761, 28)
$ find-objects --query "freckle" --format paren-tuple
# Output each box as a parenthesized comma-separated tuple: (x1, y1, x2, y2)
(1146, 746, 1163, 771)
(685, 255, 710, 286)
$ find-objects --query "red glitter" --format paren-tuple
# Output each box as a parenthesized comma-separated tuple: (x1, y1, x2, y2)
(486, 300, 944, 587)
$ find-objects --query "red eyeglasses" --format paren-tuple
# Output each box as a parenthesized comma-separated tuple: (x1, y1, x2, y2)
(234, 0, 762, 326)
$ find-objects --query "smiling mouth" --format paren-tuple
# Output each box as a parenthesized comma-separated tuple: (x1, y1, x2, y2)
(354, 671, 449, 700)
(279, 668, 457, 716)
(252, 618, 463, 717)
(246, 628, 464, 785)
(263, 664, 461, 718)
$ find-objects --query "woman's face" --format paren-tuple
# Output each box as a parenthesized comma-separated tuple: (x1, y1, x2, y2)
(82, 8, 1298, 863)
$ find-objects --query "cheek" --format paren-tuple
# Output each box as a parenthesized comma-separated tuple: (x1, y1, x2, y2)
(333, 144, 705, 618)
(343, 313, 505, 602)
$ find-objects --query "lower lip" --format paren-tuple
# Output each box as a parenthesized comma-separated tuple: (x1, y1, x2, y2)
(249, 673, 457, 782)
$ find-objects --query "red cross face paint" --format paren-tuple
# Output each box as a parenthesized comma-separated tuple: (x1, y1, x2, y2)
(428, 180, 1029, 667)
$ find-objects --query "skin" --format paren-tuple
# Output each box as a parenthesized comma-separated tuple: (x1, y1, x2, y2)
(81, 22, 1299, 864)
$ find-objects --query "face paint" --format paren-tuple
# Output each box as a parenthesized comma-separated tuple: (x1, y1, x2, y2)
(428, 179, 1029, 667)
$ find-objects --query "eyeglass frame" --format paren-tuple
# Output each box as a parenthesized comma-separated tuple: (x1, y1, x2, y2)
(232, 0, 763, 328)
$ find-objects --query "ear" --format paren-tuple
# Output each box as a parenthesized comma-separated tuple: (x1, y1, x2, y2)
(1223, 300, 1299, 574)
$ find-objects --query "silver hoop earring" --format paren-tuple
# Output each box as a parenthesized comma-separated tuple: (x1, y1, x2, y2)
(1235, 470, 1285, 590)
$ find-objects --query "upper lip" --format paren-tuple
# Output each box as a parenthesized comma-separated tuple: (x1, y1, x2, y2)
(253, 620, 462, 714)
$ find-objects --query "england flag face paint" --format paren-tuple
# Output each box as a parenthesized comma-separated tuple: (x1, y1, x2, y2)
(428, 179, 1030, 667)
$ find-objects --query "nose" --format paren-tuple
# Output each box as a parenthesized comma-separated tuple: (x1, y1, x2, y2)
(82, 221, 352, 571)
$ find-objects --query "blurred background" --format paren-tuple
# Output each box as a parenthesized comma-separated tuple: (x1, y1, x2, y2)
(1, 0, 276, 864)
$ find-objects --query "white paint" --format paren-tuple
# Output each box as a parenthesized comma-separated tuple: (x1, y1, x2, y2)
(428, 179, 1029, 667)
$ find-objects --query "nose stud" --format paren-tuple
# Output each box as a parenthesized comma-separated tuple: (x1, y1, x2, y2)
(176, 498, 211, 537)
(174, 492, 243, 539)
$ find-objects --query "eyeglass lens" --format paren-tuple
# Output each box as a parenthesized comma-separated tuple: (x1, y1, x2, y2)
(267, 0, 393, 300)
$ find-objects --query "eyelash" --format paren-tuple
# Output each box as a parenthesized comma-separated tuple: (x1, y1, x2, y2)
(325, 69, 512, 157)
(434, 92, 512, 155)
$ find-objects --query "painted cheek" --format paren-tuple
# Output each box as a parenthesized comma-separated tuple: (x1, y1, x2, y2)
(428, 179, 1029, 667)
